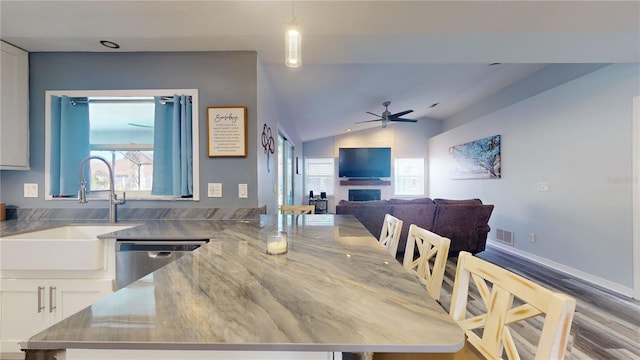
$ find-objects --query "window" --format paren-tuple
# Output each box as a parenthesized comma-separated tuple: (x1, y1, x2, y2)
(89, 98, 155, 193)
(45, 89, 200, 201)
(395, 158, 425, 196)
(305, 158, 335, 196)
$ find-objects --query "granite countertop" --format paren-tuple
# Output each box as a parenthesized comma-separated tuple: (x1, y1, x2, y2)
(1, 219, 116, 236)
(1, 219, 248, 240)
(17, 215, 464, 353)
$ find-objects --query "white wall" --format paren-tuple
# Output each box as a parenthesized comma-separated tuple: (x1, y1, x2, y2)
(429, 64, 640, 294)
(304, 119, 442, 212)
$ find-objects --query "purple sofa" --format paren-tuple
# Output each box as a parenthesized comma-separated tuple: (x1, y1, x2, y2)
(335, 198, 493, 258)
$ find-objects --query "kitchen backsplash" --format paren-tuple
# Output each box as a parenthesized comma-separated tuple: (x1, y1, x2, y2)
(10, 207, 267, 221)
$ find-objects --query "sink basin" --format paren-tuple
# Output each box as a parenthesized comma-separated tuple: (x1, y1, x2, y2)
(1, 225, 133, 271)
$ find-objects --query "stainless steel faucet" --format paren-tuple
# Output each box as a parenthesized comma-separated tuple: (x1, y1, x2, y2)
(78, 156, 126, 223)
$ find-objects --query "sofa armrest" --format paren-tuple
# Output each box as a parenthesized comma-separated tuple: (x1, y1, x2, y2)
(433, 204, 483, 254)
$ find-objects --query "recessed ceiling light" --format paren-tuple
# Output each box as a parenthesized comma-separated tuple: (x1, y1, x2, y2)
(346, 128, 352, 132)
(429, 103, 439, 108)
(488, 63, 501, 66)
(99, 40, 120, 49)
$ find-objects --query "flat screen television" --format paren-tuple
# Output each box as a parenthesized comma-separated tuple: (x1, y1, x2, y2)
(338, 147, 391, 179)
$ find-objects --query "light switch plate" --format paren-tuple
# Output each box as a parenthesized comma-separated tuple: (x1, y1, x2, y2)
(24, 183, 38, 198)
(536, 182, 549, 192)
(238, 183, 248, 198)
(208, 183, 222, 197)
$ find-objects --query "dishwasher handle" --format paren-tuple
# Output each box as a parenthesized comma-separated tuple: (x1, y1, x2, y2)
(148, 251, 174, 258)
(116, 239, 209, 252)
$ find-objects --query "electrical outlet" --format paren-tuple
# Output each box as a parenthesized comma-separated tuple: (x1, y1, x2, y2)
(24, 183, 38, 198)
(208, 183, 222, 197)
(536, 182, 549, 192)
(238, 184, 248, 198)
(529, 233, 536, 243)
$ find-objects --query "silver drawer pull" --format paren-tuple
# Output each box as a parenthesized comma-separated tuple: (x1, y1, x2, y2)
(37, 286, 45, 313)
(49, 286, 57, 313)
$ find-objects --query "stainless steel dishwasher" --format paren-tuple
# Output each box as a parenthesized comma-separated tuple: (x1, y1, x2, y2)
(115, 239, 209, 290)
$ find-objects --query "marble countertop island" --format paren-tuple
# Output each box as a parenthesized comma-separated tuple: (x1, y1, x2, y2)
(19, 215, 464, 354)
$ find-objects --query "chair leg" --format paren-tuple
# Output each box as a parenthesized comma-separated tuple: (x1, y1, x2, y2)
(564, 318, 581, 359)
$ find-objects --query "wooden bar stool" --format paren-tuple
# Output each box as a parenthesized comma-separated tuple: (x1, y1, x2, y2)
(280, 205, 315, 215)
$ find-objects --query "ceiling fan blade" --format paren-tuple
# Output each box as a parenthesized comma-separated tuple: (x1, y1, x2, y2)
(355, 119, 382, 124)
(366, 111, 381, 118)
(388, 109, 414, 118)
(390, 118, 418, 123)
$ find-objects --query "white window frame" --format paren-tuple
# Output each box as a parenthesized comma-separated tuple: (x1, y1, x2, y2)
(44, 89, 200, 201)
(304, 158, 335, 196)
(394, 158, 425, 196)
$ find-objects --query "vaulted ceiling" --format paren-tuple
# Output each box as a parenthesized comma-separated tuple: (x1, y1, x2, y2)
(2, 1, 638, 141)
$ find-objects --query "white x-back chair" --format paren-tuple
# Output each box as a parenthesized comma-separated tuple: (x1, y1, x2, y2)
(449, 251, 577, 359)
(379, 214, 403, 257)
(402, 224, 451, 302)
(375, 251, 577, 360)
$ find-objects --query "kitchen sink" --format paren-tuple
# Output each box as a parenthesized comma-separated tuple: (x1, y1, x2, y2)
(1, 225, 134, 271)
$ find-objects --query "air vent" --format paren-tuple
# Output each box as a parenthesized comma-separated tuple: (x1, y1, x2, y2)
(496, 228, 514, 246)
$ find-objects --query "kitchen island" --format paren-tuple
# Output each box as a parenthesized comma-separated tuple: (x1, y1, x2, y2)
(18, 215, 464, 358)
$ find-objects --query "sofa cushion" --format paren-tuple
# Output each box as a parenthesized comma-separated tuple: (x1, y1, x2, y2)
(433, 198, 483, 205)
(389, 198, 434, 204)
(338, 199, 390, 206)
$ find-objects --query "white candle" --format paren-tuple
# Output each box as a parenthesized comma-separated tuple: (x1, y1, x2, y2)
(267, 232, 288, 255)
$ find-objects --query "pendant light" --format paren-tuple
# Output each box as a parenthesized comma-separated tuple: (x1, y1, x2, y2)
(285, 3, 301, 68)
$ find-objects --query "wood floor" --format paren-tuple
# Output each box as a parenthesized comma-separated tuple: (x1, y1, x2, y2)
(436, 247, 640, 360)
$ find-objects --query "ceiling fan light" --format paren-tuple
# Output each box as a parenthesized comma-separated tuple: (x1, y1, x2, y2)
(285, 23, 301, 68)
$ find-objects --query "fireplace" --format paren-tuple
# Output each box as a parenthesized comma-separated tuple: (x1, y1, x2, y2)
(348, 189, 381, 201)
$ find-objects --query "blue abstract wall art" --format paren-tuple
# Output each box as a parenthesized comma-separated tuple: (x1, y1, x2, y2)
(449, 135, 501, 179)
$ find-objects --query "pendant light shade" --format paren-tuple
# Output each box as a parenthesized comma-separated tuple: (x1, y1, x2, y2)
(285, 21, 301, 68)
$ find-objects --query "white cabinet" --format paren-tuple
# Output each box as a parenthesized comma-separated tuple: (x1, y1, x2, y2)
(0, 278, 112, 354)
(0, 41, 29, 170)
(66, 349, 338, 360)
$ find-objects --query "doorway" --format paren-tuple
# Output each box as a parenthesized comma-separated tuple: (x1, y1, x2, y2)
(278, 133, 295, 209)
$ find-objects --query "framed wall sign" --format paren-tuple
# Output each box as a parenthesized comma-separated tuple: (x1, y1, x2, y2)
(207, 106, 247, 157)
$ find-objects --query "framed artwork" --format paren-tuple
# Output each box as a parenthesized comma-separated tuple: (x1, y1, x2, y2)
(449, 135, 501, 179)
(207, 106, 247, 157)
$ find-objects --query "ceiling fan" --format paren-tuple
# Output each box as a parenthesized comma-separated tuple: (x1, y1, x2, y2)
(357, 101, 417, 128)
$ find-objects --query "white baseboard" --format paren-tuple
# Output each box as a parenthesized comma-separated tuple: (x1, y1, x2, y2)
(486, 240, 635, 298)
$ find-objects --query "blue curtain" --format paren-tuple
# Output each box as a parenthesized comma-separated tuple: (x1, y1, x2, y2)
(49, 96, 90, 197)
(151, 95, 193, 196)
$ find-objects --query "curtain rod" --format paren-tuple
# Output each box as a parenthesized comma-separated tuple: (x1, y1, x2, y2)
(69, 96, 191, 105)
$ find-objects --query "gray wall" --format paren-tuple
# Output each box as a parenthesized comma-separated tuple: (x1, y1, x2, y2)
(429, 64, 639, 293)
(256, 58, 303, 214)
(0, 51, 259, 209)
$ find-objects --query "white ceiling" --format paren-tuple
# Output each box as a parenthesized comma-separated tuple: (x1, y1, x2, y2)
(1, 1, 638, 141)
